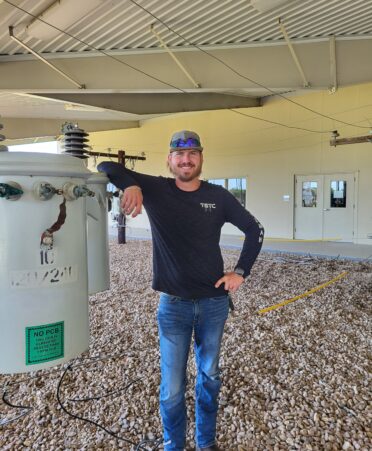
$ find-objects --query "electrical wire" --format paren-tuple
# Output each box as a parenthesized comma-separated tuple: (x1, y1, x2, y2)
(0, 384, 33, 426)
(67, 377, 142, 403)
(128, 0, 371, 131)
(57, 365, 141, 449)
(0, 349, 163, 450)
(56, 356, 163, 451)
(0, 349, 162, 448)
(4, 0, 341, 134)
(0, 363, 75, 426)
(230, 108, 326, 133)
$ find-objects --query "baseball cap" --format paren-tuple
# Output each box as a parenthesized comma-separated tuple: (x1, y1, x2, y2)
(169, 130, 203, 152)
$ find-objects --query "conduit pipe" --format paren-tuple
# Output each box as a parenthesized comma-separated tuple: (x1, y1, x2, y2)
(278, 18, 310, 88)
(9, 26, 85, 89)
(150, 25, 201, 89)
(329, 35, 337, 93)
(258, 271, 348, 314)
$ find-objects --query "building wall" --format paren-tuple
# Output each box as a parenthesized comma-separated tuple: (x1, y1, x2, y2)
(89, 82, 372, 245)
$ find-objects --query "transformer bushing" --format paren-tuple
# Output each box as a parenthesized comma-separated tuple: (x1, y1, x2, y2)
(0, 120, 9, 152)
(61, 122, 90, 159)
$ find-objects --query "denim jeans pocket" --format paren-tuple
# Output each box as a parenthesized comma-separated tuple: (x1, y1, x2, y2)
(199, 295, 229, 324)
(159, 292, 181, 304)
(210, 295, 229, 302)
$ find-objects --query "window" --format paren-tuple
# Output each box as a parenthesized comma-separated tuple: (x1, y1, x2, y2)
(208, 177, 246, 207)
(330, 180, 347, 208)
(302, 181, 317, 207)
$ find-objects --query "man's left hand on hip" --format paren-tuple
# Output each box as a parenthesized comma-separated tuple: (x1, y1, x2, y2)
(215, 272, 244, 293)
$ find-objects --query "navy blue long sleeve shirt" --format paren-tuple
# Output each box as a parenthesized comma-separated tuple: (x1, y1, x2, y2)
(98, 161, 264, 299)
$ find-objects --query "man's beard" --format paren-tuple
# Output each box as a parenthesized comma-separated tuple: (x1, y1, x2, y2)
(168, 162, 202, 182)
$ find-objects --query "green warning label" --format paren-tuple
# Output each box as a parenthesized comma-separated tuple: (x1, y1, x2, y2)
(25, 322, 64, 365)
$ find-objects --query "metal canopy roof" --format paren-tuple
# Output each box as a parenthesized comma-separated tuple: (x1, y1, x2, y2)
(1, 0, 371, 56)
(0, 0, 372, 140)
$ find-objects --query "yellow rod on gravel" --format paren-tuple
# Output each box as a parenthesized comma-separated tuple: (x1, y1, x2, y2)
(263, 237, 342, 242)
(258, 271, 349, 315)
(240, 237, 341, 242)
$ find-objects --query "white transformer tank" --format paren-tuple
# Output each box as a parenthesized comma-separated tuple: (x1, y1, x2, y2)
(86, 173, 110, 295)
(0, 152, 92, 374)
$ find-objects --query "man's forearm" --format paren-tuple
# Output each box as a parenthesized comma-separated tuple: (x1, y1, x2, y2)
(236, 220, 264, 277)
(97, 161, 140, 190)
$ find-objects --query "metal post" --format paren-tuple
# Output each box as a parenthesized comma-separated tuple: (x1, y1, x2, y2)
(117, 150, 126, 244)
(117, 212, 126, 244)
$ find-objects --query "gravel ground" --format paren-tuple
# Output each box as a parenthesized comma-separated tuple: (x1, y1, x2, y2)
(1, 241, 371, 450)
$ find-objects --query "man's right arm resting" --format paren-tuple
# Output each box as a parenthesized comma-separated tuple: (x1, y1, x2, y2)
(97, 161, 143, 217)
(97, 161, 139, 190)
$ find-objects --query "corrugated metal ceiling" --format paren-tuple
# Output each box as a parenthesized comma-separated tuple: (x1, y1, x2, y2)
(2, 0, 372, 138)
(0, 0, 371, 57)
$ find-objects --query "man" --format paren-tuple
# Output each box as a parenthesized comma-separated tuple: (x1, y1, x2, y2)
(97, 130, 264, 451)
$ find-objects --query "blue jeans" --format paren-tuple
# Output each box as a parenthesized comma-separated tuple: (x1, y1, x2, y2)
(157, 293, 229, 451)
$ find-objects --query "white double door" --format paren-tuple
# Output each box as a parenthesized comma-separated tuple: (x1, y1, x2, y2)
(295, 173, 355, 241)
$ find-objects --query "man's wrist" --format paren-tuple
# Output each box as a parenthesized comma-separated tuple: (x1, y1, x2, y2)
(124, 185, 141, 191)
(234, 267, 245, 278)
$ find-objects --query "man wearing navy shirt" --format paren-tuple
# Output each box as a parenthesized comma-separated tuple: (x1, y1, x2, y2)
(98, 130, 264, 451)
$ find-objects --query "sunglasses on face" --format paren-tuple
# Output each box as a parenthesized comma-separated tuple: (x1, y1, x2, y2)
(171, 149, 201, 158)
(170, 137, 201, 148)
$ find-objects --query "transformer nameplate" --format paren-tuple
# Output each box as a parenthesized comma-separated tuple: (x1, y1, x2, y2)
(10, 266, 77, 289)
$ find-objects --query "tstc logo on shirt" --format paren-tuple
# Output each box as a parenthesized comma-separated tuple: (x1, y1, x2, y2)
(200, 202, 216, 213)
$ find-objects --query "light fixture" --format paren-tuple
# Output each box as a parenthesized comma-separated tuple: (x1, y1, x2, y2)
(250, 0, 295, 13)
(64, 103, 105, 113)
(26, 0, 104, 41)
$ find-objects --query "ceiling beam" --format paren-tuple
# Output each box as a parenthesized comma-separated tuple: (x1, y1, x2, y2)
(1, 35, 372, 63)
(1, 118, 139, 141)
(32, 92, 260, 114)
(1, 40, 371, 92)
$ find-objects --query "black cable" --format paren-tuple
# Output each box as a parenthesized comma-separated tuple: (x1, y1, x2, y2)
(67, 352, 160, 405)
(0, 350, 139, 426)
(0, 364, 71, 426)
(0, 365, 66, 427)
(55, 353, 162, 450)
(67, 377, 142, 402)
(229, 108, 325, 133)
(56, 365, 141, 448)
(0, 384, 33, 426)
(128, 0, 371, 131)
(1, 387, 33, 411)
(136, 437, 163, 451)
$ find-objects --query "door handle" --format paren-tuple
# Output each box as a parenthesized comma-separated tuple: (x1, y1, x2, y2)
(323, 208, 331, 211)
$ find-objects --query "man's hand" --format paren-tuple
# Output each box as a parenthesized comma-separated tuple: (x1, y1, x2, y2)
(121, 186, 143, 217)
(215, 272, 244, 293)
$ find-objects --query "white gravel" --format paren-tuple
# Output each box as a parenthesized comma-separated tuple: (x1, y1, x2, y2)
(1, 241, 371, 450)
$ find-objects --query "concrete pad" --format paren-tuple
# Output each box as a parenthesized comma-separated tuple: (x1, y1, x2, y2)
(109, 226, 372, 261)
